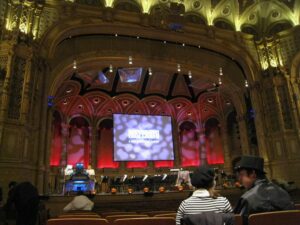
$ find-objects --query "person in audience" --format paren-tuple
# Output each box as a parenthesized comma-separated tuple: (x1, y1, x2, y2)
(234, 155, 295, 225)
(176, 166, 232, 225)
(9, 182, 39, 225)
(3, 181, 17, 225)
(63, 191, 94, 212)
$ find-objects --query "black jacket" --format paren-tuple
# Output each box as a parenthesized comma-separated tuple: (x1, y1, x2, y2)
(182, 212, 234, 225)
(234, 179, 295, 225)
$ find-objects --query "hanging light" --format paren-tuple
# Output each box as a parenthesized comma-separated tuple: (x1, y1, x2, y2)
(219, 67, 223, 76)
(109, 64, 113, 73)
(245, 80, 249, 87)
(148, 67, 152, 75)
(115, 33, 118, 37)
(182, 43, 185, 47)
(129, 56, 133, 65)
(188, 70, 192, 79)
(177, 64, 181, 72)
(218, 77, 222, 85)
(73, 60, 77, 70)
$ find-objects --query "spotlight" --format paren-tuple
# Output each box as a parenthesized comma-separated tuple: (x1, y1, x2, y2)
(73, 60, 77, 70)
(109, 64, 113, 73)
(148, 67, 152, 75)
(129, 56, 133, 65)
(177, 64, 181, 72)
(218, 77, 222, 85)
(245, 80, 249, 87)
(115, 34, 118, 37)
(188, 70, 192, 79)
(182, 43, 185, 47)
(219, 67, 223, 76)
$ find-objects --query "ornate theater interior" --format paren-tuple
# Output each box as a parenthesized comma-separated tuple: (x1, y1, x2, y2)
(0, 0, 300, 218)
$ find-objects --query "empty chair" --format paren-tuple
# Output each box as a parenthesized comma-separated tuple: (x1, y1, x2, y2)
(106, 214, 148, 223)
(47, 218, 109, 225)
(248, 210, 300, 225)
(154, 213, 177, 218)
(114, 217, 175, 225)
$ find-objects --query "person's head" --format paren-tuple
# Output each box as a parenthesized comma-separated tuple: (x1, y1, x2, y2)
(8, 181, 17, 190)
(191, 166, 216, 190)
(235, 155, 266, 189)
(88, 165, 92, 170)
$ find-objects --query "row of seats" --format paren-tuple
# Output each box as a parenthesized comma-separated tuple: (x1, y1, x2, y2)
(48, 209, 300, 225)
(48, 217, 175, 225)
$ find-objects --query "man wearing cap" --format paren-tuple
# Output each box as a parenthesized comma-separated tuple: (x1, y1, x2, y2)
(234, 155, 295, 225)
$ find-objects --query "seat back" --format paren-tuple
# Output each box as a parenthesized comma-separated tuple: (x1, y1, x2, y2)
(154, 213, 177, 218)
(47, 218, 108, 225)
(114, 217, 175, 225)
(146, 211, 176, 217)
(59, 214, 101, 218)
(234, 214, 243, 225)
(106, 214, 148, 223)
(248, 210, 300, 225)
(101, 212, 137, 217)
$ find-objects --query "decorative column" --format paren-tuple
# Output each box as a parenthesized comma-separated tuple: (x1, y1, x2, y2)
(60, 122, 69, 167)
(198, 127, 207, 166)
(88, 126, 93, 167)
(236, 113, 250, 156)
(221, 125, 232, 172)
(90, 125, 98, 169)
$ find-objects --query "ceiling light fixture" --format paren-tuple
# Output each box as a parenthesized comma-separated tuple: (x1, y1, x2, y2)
(73, 60, 77, 70)
(177, 64, 181, 72)
(129, 56, 133, 65)
(109, 64, 113, 73)
(148, 67, 152, 75)
(188, 70, 192, 79)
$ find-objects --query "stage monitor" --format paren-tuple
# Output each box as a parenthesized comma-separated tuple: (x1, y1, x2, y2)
(113, 114, 174, 161)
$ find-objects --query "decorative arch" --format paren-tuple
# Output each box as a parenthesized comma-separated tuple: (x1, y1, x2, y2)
(113, 0, 142, 13)
(213, 18, 235, 31)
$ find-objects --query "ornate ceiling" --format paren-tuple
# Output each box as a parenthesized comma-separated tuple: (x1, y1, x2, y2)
(34, 0, 300, 40)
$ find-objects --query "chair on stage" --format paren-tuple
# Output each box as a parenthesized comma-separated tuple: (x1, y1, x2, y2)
(154, 213, 177, 218)
(106, 214, 148, 223)
(248, 210, 300, 225)
(113, 217, 175, 225)
(47, 218, 108, 225)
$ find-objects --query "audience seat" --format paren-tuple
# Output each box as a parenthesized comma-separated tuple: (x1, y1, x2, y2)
(248, 210, 300, 225)
(146, 211, 176, 217)
(234, 214, 243, 225)
(154, 213, 177, 218)
(47, 218, 109, 225)
(106, 214, 148, 223)
(59, 214, 101, 218)
(113, 217, 175, 225)
(101, 212, 138, 217)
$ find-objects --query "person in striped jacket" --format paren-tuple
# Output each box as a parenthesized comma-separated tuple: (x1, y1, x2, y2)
(176, 166, 232, 225)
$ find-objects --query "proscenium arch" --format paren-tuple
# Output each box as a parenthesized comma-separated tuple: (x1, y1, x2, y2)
(38, 17, 261, 84)
(47, 55, 246, 118)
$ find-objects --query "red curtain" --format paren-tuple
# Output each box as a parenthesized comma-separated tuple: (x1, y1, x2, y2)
(50, 121, 62, 166)
(206, 127, 224, 165)
(67, 125, 90, 167)
(180, 129, 200, 167)
(126, 162, 148, 168)
(97, 128, 119, 169)
(154, 161, 174, 168)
